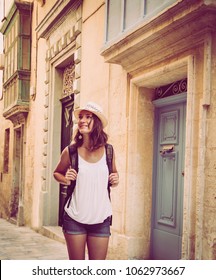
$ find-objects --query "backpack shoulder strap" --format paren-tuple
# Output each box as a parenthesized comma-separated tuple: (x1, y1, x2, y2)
(68, 143, 78, 172)
(105, 144, 113, 200)
(65, 144, 78, 208)
(105, 143, 113, 174)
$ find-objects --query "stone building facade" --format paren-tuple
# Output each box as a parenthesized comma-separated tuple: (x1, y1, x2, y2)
(0, 0, 216, 260)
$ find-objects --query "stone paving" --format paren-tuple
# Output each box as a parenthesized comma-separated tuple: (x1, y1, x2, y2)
(0, 218, 68, 260)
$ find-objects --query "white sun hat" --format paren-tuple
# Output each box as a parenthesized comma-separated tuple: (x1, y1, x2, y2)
(74, 101, 108, 128)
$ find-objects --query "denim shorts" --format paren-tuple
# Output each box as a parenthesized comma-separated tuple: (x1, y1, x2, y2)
(62, 212, 111, 237)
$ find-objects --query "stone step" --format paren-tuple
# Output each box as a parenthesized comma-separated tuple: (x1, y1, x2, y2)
(39, 226, 66, 244)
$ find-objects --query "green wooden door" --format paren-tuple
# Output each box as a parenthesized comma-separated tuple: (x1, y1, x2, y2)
(151, 101, 186, 259)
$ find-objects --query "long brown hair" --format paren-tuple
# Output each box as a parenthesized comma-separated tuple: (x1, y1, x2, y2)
(74, 114, 108, 150)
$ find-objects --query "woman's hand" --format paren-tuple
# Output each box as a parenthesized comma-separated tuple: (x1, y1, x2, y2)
(65, 166, 78, 185)
(109, 172, 119, 187)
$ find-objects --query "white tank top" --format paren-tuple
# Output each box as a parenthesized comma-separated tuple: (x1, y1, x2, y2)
(65, 149, 112, 224)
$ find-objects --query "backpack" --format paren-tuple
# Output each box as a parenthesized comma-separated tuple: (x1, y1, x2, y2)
(62, 143, 114, 220)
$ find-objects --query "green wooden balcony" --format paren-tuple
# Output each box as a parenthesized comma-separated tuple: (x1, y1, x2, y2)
(0, 1, 32, 123)
(3, 70, 30, 122)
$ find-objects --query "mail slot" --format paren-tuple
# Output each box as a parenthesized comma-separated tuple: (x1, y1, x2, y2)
(160, 145, 174, 155)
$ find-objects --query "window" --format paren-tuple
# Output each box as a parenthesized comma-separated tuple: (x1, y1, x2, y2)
(3, 128, 10, 173)
(105, 0, 177, 43)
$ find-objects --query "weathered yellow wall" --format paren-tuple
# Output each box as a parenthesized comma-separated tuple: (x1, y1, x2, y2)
(81, 0, 109, 105)
(0, 103, 12, 218)
(31, 36, 47, 228)
(37, 0, 59, 24)
(202, 35, 216, 260)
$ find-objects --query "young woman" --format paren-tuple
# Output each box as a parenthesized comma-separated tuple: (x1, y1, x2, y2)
(53, 102, 119, 260)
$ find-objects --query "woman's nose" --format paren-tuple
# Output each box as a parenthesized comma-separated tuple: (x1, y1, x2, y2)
(79, 117, 87, 123)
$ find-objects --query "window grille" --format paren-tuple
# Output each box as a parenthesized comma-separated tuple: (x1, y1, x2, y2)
(62, 63, 75, 97)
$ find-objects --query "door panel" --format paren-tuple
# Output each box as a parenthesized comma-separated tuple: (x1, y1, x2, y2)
(157, 151, 178, 229)
(151, 102, 186, 259)
(11, 128, 21, 220)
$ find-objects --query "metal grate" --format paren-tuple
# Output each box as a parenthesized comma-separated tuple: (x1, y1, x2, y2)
(62, 63, 75, 97)
(155, 79, 187, 99)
